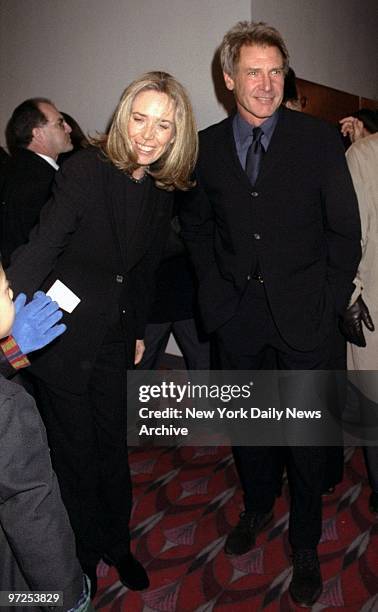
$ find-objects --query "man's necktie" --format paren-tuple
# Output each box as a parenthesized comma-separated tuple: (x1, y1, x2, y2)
(245, 126, 264, 185)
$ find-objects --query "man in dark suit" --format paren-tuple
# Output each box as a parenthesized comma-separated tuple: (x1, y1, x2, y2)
(180, 21, 361, 607)
(1, 98, 73, 266)
(0, 146, 9, 187)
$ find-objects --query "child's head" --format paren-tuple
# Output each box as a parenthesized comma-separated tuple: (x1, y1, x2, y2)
(0, 265, 15, 339)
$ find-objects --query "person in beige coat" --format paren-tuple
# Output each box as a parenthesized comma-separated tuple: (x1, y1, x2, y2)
(343, 132, 378, 515)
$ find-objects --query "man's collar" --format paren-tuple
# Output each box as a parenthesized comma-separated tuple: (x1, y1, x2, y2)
(35, 153, 59, 170)
(234, 109, 280, 147)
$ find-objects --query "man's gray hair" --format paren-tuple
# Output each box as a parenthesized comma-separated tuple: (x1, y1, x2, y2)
(220, 21, 289, 76)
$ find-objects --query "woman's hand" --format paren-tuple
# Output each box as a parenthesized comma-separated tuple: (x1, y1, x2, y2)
(339, 116, 364, 143)
(134, 339, 145, 365)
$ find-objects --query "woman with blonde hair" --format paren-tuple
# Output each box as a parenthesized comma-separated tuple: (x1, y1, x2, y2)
(7, 71, 198, 597)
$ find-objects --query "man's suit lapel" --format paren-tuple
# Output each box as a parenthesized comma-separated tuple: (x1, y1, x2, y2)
(214, 108, 295, 191)
(255, 108, 295, 186)
(216, 117, 253, 192)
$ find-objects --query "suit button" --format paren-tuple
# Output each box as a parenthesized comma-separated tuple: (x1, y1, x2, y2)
(251, 191, 259, 197)
(121, 308, 126, 315)
(253, 233, 261, 240)
(116, 274, 124, 283)
(247, 274, 251, 280)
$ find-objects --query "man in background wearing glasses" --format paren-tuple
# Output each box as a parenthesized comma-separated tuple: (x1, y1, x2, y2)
(1, 98, 72, 266)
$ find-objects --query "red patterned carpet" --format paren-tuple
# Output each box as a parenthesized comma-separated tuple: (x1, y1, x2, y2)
(94, 445, 378, 611)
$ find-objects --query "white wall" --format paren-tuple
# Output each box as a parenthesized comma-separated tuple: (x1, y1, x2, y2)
(0, 0, 250, 145)
(1, 0, 377, 148)
(251, 0, 378, 99)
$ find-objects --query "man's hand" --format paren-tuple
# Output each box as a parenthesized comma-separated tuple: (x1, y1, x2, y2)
(340, 295, 375, 347)
(12, 291, 67, 354)
(134, 339, 145, 365)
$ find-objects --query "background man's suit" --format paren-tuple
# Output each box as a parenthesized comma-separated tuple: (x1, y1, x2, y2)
(1, 148, 56, 266)
(181, 106, 361, 549)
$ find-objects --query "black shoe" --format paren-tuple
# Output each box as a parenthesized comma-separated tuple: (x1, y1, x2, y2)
(289, 549, 322, 607)
(105, 553, 149, 590)
(224, 509, 273, 555)
(369, 491, 378, 516)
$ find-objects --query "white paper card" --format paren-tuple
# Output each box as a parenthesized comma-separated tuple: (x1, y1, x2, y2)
(46, 279, 81, 313)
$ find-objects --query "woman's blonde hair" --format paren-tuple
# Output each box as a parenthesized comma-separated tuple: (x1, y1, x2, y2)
(92, 71, 198, 191)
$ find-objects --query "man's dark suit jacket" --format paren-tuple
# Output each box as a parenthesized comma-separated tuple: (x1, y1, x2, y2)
(7, 148, 172, 393)
(180, 107, 361, 351)
(0, 146, 9, 195)
(1, 148, 56, 267)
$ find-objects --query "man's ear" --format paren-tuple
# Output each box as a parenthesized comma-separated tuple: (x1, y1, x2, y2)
(223, 71, 235, 92)
(31, 125, 43, 144)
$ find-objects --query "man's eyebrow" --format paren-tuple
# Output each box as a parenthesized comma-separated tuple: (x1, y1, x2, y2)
(245, 65, 284, 70)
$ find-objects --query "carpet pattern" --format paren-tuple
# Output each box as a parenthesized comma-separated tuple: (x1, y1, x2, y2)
(94, 446, 378, 611)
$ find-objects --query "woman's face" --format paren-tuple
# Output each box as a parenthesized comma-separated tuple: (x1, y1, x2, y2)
(127, 90, 176, 169)
(0, 267, 15, 339)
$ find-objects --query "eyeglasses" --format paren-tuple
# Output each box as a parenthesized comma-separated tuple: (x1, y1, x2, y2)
(52, 117, 67, 129)
(42, 117, 67, 130)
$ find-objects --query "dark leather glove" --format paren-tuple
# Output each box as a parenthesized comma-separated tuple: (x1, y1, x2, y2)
(340, 295, 375, 347)
(12, 291, 67, 355)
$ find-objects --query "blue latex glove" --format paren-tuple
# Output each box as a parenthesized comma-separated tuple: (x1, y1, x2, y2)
(12, 291, 67, 355)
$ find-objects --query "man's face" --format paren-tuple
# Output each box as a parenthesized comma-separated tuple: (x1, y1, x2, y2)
(224, 44, 285, 126)
(34, 102, 73, 159)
